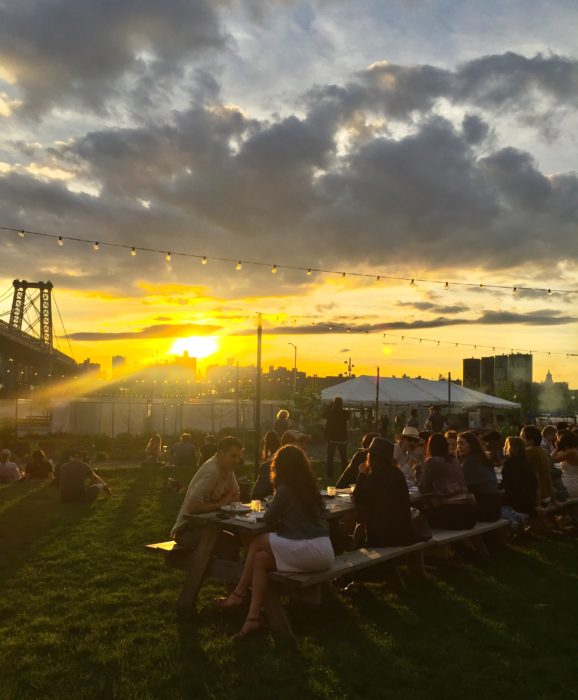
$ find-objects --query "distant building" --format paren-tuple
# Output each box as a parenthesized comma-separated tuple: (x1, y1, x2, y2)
(462, 353, 532, 393)
(463, 358, 481, 390)
(79, 358, 100, 373)
(112, 355, 126, 369)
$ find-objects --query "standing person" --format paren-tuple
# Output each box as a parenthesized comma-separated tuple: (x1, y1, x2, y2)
(171, 433, 197, 468)
(54, 450, 111, 503)
(406, 409, 420, 429)
(457, 431, 501, 522)
(171, 436, 243, 549)
(24, 449, 53, 480)
(0, 449, 22, 482)
(378, 414, 390, 439)
(217, 445, 334, 641)
(322, 397, 349, 479)
(418, 434, 475, 530)
(426, 406, 447, 433)
(273, 410, 290, 438)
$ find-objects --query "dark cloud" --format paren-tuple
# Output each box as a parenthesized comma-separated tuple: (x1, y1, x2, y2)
(0, 0, 225, 115)
(396, 301, 469, 314)
(233, 309, 577, 335)
(66, 322, 222, 341)
(1, 50, 578, 297)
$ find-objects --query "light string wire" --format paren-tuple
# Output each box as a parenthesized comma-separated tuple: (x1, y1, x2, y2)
(1, 225, 577, 295)
(380, 332, 578, 359)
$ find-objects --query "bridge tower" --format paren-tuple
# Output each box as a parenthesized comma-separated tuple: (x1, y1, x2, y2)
(9, 280, 54, 348)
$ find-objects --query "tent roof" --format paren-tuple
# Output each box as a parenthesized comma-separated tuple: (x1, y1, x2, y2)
(320, 376, 520, 409)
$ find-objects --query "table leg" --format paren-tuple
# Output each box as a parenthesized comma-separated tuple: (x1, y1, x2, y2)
(178, 525, 219, 609)
(263, 585, 294, 637)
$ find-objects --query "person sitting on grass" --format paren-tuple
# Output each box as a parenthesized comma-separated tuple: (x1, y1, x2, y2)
(170, 433, 197, 468)
(198, 434, 218, 466)
(216, 444, 334, 641)
(144, 434, 163, 465)
(499, 436, 538, 528)
(336, 432, 379, 488)
(418, 433, 475, 530)
(54, 450, 111, 503)
(457, 431, 501, 522)
(170, 436, 242, 553)
(0, 449, 23, 483)
(24, 449, 53, 480)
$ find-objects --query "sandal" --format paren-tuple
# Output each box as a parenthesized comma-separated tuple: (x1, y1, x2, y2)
(231, 616, 265, 642)
(215, 590, 246, 610)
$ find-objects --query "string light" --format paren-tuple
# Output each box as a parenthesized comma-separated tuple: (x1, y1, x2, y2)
(165, 252, 171, 262)
(57, 236, 64, 246)
(93, 242, 99, 251)
(202, 256, 208, 265)
(131, 247, 137, 256)
(2, 225, 576, 296)
(272, 264, 278, 274)
(236, 260, 242, 270)
(512, 287, 517, 296)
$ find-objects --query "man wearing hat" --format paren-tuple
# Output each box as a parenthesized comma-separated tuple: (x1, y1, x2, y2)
(393, 426, 425, 481)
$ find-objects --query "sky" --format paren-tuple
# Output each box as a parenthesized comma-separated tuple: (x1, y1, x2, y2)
(0, 0, 577, 385)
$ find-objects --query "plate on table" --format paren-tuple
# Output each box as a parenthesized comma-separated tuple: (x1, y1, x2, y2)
(220, 503, 251, 514)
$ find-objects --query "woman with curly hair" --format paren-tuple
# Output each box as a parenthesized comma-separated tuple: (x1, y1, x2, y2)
(217, 445, 334, 640)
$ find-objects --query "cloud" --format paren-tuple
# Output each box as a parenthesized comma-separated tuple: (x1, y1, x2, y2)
(0, 0, 226, 116)
(66, 322, 222, 341)
(232, 309, 577, 335)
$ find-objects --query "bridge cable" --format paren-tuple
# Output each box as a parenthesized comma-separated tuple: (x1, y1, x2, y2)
(52, 291, 76, 361)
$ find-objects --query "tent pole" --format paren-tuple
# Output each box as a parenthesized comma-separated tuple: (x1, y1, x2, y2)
(448, 371, 452, 419)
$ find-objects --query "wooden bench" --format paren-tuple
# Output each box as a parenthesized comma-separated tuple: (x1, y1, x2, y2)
(428, 519, 511, 559)
(146, 539, 431, 636)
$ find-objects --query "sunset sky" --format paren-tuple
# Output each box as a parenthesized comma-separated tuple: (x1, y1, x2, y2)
(0, 0, 577, 385)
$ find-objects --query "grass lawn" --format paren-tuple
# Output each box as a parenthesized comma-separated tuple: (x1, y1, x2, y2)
(1, 464, 577, 700)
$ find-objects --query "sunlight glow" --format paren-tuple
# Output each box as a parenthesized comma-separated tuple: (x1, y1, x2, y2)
(169, 336, 219, 359)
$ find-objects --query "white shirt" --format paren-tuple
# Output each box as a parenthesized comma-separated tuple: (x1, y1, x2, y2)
(171, 454, 239, 537)
(0, 460, 21, 481)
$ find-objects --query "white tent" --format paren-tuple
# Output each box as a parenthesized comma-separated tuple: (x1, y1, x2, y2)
(321, 376, 520, 410)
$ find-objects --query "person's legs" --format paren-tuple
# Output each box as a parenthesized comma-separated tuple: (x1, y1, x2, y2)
(217, 533, 270, 607)
(235, 548, 276, 639)
(326, 442, 336, 477)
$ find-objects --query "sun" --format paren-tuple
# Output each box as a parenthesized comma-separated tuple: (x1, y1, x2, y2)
(169, 336, 220, 359)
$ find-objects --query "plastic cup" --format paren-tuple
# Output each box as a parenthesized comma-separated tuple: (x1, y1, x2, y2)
(326, 486, 337, 497)
(250, 499, 262, 512)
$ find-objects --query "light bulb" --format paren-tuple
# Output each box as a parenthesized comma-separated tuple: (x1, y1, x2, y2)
(512, 287, 517, 297)
(18, 230, 25, 238)
(236, 261, 242, 270)
(131, 247, 137, 256)
(410, 278, 415, 287)
(444, 281, 449, 290)
(272, 264, 278, 274)
(93, 241, 100, 251)
(57, 236, 64, 246)
(202, 256, 207, 265)
(306, 268, 312, 276)
(166, 252, 172, 262)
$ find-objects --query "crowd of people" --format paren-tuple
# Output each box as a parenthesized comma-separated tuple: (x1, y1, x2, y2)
(2, 399, 577, 641)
